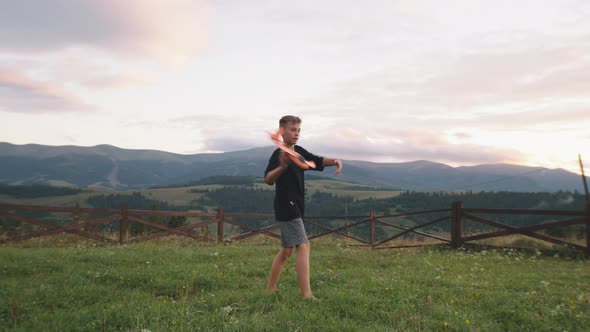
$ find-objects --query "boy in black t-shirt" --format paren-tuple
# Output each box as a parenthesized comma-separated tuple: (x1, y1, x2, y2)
(264, 115, 343, 300)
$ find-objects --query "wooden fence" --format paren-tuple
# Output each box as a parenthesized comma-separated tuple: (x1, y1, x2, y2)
(1, 202, 589, 255)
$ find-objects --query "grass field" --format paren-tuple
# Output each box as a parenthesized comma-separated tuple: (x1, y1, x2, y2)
(1, 238, 589, 331)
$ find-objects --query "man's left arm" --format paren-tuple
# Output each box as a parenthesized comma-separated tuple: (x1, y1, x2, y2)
(322, 157, 343, 175)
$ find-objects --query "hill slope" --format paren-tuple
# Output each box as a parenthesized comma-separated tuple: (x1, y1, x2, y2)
(0, 142, 587, 192)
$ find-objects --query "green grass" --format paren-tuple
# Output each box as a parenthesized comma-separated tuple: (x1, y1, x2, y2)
(1, 240, 589, 331)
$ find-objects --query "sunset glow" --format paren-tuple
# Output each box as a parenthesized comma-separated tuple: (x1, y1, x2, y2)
(1, 0, 589, 174)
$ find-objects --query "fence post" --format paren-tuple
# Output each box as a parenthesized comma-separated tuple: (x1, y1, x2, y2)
(87, 211, 95, 233)
(586, 203, 590, 258)
(451, 201, 463, 248)
(119, 203, 128, 244)
(370, 211, 376, 248)
(217, 207, 224, 243)
(72, 203, 81, 226)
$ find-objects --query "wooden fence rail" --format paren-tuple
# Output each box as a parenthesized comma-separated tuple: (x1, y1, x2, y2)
(1, 202, 589, 255)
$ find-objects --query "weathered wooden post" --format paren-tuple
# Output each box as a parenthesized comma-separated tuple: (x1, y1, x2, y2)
(217, 207, 224, 243)
(578, 155, 590, 257)
(370, 210, 376, 248)
(585, 203, 590, 258)
(87, 211, 95, 233)
(72, 203, 81, 226)
(119, 203, 128, 244)
(451, 201, 463, 248)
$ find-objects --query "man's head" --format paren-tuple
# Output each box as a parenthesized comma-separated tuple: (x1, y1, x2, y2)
(279, 115, 301, 147)
(279, 115, 301, 128)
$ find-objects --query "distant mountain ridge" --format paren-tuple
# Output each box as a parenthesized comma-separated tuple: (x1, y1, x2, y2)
(0, 142, 586, 192)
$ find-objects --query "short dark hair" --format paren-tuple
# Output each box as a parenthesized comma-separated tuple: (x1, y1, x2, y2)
(279, 115, 301, 128)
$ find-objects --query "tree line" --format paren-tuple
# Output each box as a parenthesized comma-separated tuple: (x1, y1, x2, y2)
(1, 182, 586, 239)
(0, 183, 84, 198)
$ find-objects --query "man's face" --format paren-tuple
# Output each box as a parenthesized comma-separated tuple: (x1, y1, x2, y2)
(281, 122, 301, 146)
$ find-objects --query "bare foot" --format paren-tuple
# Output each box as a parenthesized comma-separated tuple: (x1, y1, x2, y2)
(303, 295, 319, 302)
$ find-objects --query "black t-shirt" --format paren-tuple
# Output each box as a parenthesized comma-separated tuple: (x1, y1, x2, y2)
(264, 146, 324, 221)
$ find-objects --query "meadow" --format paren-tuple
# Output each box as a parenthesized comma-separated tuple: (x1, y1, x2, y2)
(0, 178, 402, 208)
(1, 238, 589, 331)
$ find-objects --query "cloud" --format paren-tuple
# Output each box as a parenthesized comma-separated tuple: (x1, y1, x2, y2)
(294, 38, 590, 132)
(164, 0, 590, 168)
(0, 0, 205, 63)
(418, 44, 590, 107)
(0, 69, 93, 113)
(0, 1, 206, 112)
(340, 44, 589, 109)
(306, 128, 526, 166)
(203, 137, 263, 153)
(124, 114, 272, 153)
(1, 0, 588, 174)
(454, 132, 472, 140)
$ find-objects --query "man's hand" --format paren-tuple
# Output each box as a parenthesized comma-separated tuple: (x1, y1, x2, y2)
(333, 159, 343, 175)
(279, 150, 292, 168)
(265, 151, 291, 185)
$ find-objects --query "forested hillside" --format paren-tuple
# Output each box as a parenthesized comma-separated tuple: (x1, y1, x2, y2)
(187, 187, 587, 238)
(0, 184, 85, 198)
(194, 188, 585, 215)
(2, 143, 587, 191)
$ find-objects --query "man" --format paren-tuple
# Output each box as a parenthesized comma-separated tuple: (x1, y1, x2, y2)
(264, 115, 343, 299)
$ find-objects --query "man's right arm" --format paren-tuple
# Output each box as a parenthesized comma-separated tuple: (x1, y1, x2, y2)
(264, 164, 287, 185)
(265, 151, 289, 185)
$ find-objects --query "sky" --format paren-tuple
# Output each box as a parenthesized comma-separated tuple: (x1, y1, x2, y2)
(1, 0, 589, 174)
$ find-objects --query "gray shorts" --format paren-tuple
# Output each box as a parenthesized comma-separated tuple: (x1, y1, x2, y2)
(279, 217, 309, 248)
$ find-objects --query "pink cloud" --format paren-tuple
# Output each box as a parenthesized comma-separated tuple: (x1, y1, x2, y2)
(0, 0, 206, 64)
(305, 127, 526, 166)
(0, 69, 92, 113)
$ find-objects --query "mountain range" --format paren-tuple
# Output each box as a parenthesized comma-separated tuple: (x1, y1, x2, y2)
(0, 142, 587, 192)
